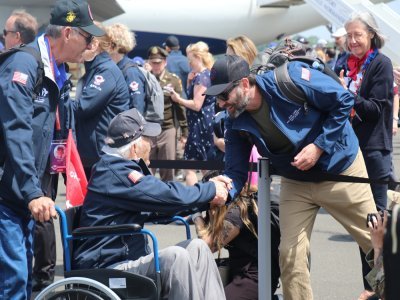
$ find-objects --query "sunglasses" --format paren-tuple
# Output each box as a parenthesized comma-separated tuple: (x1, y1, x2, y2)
(3, 29, 17, 36)
(216, 80, 240, 101)
(75, 29, 94, 46)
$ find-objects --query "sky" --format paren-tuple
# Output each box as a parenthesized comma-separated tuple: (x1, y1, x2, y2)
(297, 0, 400, 42)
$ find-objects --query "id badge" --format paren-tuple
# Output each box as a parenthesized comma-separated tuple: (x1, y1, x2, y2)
(50, 140, 67, 174)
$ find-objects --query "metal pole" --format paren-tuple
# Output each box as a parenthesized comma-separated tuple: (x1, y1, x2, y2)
(258, 157, 271, 300)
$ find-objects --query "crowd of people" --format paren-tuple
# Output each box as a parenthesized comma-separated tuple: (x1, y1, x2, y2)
(0, 0, 400, 299)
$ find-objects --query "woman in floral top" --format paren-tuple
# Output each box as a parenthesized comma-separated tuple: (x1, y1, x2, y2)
(170, 41, 216, 185)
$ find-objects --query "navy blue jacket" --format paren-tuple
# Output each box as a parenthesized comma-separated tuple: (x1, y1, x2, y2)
(73, 153, 216, 269)
(0, 35, 71, 216)
(224, 61, 359, 199)
(351, 53, 393, 151)
(117, 55, 146, 114)
(166, 50, 190, 97)
(74, 52, 130, 168)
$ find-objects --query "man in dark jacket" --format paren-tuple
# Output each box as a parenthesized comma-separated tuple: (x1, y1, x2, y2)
(0, 0, 104, 298)
(205, 55, 377, 300)
(74, 108, 228, 300)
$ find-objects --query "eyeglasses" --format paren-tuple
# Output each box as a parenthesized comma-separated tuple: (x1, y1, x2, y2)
(346, 32, 368, 41)
(216, 80, 240, 101)
(3, 29, 17, 36)
(75, 28, 93, 46)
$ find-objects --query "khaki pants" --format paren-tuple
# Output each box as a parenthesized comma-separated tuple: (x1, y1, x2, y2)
(279, 150, 377, 300)
(150, 127, 177, 181)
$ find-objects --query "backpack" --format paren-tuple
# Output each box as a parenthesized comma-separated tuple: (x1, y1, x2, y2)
(122, 62, 164, 124)
(0, 45, 44, 169)
(251, 38, 341, 107)
(0, 45, 44, 98)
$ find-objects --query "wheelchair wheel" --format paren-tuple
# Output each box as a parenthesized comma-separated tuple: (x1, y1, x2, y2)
(35, 277, 121, 300)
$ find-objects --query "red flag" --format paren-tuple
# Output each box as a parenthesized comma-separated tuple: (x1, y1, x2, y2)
(65, 129, 87, 207)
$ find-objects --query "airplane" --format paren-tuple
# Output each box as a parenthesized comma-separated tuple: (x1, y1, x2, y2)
(0, 0, 393, 58)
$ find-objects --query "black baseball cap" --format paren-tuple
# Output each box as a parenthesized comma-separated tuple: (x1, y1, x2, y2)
(106, 108, 161, 148)
(163, 35, 180, 48)
(205, 55, 250, 96)
(50, 0, 104, 37)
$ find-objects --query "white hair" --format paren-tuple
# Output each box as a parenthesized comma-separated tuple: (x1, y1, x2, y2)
(102, 137, 142, 159)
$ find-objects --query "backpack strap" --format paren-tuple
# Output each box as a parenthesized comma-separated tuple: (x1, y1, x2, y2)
(121, 61, 138, 77)
(18, 45, 44, 97)
(274, 61, 306, 106)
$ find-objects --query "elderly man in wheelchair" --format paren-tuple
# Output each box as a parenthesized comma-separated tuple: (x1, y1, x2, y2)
(41, 108, 229, 300)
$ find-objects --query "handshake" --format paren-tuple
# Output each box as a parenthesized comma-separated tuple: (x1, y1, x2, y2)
(209, 175, 233, 207)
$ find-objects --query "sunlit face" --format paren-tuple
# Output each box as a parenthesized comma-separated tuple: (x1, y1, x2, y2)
(346, 20, 373, 58)
(217, 84, 249, 118)
(56, 27, 94, 64)
(149, 59, 166, 76)
(187, 52, 202, 73)
(4, 16, 20, 50)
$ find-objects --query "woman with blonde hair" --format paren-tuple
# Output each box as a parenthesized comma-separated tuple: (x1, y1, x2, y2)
(192, 174, 281, 300)
(170, 41, 216, 185)
(73, 21, 130, 178)
(106, 23, 147, 114)
(226, 35, 258, 66)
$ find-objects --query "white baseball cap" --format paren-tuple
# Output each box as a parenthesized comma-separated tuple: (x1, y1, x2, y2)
(332, 27, 347, 38)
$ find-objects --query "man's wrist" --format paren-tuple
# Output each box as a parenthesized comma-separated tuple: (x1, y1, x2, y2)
(393, 117, 399, 121)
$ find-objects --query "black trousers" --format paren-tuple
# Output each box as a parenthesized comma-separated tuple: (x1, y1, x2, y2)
(33, 219, 56, 282)
(384, 206, 400, 300)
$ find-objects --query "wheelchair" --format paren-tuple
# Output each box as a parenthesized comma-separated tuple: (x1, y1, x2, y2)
(35, 206, 191, 300)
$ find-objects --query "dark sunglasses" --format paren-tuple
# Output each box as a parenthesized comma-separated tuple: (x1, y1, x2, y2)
(216, 80, 240, 101)
(3, 29, 17, 36)
(76, 29, 93, 45)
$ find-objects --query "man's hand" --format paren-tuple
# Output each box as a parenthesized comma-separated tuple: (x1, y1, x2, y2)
(291, 143, 323, 171)
(210, 175, 233, 190)
(209, 181, 229, 207)
(28, 196, 56, 222)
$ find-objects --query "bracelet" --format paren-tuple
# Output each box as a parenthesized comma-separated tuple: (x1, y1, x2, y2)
(394, 117, 399, 121)
(191, 212, 202, 222)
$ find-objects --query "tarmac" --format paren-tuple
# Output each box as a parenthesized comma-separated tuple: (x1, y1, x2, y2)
(32, 132, 400, 299)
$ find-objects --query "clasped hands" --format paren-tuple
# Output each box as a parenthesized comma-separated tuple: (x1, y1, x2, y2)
(209, 175, 233, 207)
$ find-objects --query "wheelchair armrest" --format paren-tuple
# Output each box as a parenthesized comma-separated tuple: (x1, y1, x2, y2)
(72, 224, 142, 238)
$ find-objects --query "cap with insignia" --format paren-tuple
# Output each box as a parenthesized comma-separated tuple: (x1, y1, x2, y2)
(50, 0, 104, 36)
(147, 46, 168, 63)
(106, 108, 161, 148)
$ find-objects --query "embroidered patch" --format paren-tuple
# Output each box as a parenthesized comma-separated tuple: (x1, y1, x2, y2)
(93, 75, 105, 86)
(129, 81, 139, 91)
(128, 170, 143, 183)
(301, 67, 310, 81)
(12, 71, 28, 85)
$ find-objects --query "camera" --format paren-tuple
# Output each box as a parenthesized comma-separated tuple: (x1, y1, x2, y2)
(366, 210, 390, 228)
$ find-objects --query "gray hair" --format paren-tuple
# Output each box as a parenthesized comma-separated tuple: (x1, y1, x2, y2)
(344, 11, 386, 49)
(10, 9, 38, 44)
(45, 24, 64, 39)
(103, 137, 142, 159)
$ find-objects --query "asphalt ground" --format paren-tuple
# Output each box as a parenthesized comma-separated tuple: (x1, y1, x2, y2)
(32, 132, 400, 299)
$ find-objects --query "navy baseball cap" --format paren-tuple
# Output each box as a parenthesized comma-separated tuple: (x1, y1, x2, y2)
(163, 35, 180, 48)
(205, 55, 250, 96)
(50, 0, 104, 36)
(106, 108, 161, 148)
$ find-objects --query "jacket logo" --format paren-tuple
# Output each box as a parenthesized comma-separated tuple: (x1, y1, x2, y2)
(34, 87, 49, 103)
(287, 107, 302, 124)
(93, 75, 105, 86)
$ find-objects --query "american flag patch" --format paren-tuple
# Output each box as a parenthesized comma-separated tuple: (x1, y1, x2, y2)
(12, 71, 28, 85)
(301, 68, 310, 81)
(128, 170, 143, 183)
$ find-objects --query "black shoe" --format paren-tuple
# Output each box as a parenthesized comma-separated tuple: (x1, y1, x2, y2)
(32, 278, 54, 292)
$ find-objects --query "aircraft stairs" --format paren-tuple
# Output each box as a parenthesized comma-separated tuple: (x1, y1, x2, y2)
(258, 0, 400, 65)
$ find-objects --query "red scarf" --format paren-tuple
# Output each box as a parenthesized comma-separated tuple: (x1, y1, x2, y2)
(347, 48, 373, 81)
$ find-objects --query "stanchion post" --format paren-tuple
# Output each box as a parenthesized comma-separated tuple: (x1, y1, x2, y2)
(258, 157, 271, 300)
